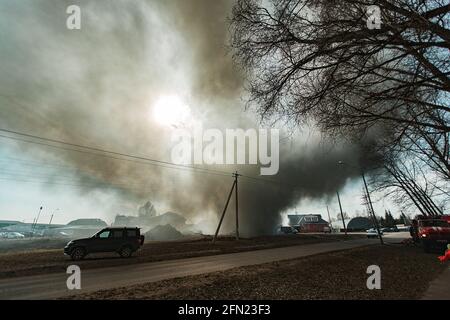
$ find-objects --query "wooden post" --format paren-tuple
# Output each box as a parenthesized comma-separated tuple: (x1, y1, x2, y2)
(362, 172, 384, 245)
(212, 180, 236, 244)
(326, 205, 332, 231)
(234, 172, 239, 240)
(32, 206, 43, 235)
(336, 191, 347, 235)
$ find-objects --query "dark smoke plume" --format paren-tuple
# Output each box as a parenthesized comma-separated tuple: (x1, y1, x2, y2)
(0, 0, 381, 235)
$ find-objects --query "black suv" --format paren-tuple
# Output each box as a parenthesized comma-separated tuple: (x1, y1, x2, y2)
(64, 227, 145, 260)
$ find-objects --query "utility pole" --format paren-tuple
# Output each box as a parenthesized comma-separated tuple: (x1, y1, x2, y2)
(32, 206, 43, 236)
(234, 172, 240, 240)
(336, 191, 347, 235)
(212, 178, 236, 244)
(338, 161, 384, 244)
(48, 208, 59, 228)
(326, 205, 332, 231)
(362, 172, 384, 245)
(212, 172, 240, 244)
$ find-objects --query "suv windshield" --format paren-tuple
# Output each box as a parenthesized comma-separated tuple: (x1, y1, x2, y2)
(97, 230, 111, 238)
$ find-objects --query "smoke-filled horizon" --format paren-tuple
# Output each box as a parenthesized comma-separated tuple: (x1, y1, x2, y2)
(0, 0, 381, 235)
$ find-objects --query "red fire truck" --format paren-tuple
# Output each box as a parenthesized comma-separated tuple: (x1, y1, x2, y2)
(411, 215, 450, 252)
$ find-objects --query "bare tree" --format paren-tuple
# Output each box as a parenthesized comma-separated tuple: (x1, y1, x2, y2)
(371, 155, 448, 215)
(230, 0, 449, 213)
(230, 0, 449, 169)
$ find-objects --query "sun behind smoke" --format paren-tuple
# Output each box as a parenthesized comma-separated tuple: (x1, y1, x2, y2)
(152, 95, 191, 127)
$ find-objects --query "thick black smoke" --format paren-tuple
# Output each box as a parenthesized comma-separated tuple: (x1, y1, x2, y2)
(0, 0, 380, 235)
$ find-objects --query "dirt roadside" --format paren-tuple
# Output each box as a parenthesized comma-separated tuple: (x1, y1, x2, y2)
(0, 234, 364, 279)
(69, 245, 448, 300)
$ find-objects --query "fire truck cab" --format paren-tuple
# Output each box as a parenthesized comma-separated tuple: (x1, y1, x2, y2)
(411, 215, 450, 252)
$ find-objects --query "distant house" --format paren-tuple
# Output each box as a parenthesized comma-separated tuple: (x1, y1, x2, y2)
(288, 214, 329, 233)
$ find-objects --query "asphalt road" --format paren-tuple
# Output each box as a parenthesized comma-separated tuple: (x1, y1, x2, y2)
(0, 234, 407, 300)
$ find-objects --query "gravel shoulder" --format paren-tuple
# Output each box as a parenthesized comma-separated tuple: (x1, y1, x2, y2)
(70, 245, 448, 300)
(0, 234, 364, 279)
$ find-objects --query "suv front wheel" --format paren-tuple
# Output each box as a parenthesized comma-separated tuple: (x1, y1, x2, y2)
(71, 247, 86, 261)
(119, 246, 133, 258)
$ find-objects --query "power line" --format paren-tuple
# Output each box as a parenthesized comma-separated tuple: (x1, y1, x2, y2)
(239, 174, 281, 185)
(0, 164, 232, 188)
(0, 129, 231, 177)
(0, 146, 230, 179)
(0, 95, 285, 186)
(0, 128, 230, 175)
(0, 176, 159, 192)
(0, 169, 85, 180)
(0, 156, 79, 170)
(0, 128, 296, 187)
(0, 127, 283, 185)
(0, 167, 154, 188)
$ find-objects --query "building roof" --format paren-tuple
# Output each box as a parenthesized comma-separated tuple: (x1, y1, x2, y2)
(346, 216, 374, 230)
(0, 220, 22, 224)
(67, 219, 108, 227)
(0, 220, 22, 229)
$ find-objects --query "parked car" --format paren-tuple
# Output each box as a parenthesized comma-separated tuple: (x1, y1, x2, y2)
(381, 226, 398, 233)
(279, 226, 298, 234)
(0, 232, 25, 239)
(64, 227, 145, 260)
(366, 228, 383, 238)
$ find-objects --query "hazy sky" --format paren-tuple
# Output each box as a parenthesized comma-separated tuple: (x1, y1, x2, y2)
(0, 0, 400, 233)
